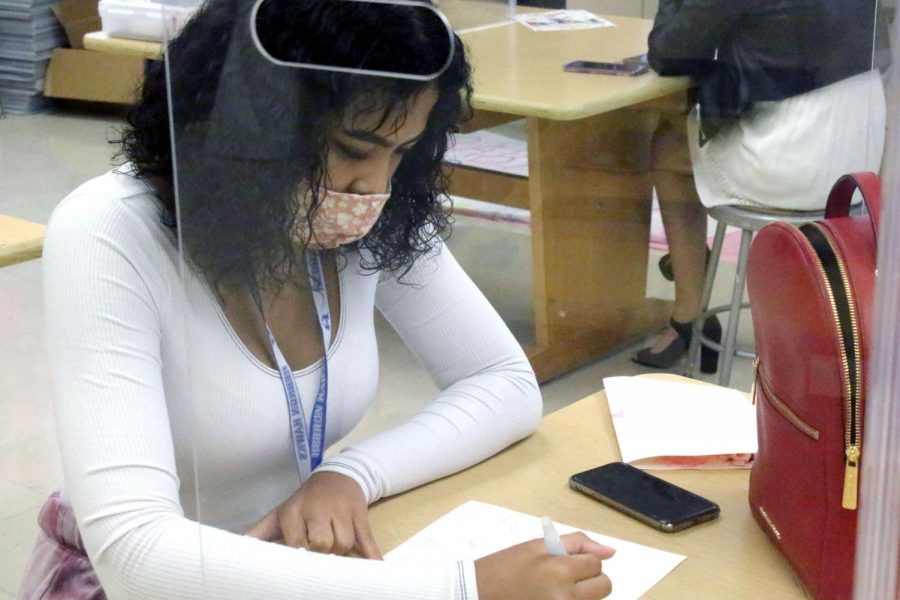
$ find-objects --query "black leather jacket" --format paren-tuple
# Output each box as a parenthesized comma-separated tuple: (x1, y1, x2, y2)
(647, 0, 882, 140)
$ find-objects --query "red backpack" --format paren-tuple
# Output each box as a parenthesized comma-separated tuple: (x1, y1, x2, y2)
(746, 172, 881, 600)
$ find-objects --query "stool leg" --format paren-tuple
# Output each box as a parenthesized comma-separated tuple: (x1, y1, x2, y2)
(686, 220, 727, 377)
(718, 228, 753, 386)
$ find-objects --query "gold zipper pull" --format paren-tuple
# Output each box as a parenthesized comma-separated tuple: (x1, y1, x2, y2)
(842, 445, 860, 510)
(750, 357, 760, 405)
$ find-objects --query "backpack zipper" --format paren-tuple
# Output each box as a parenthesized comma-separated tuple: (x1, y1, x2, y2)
(799, 223, 863, 510)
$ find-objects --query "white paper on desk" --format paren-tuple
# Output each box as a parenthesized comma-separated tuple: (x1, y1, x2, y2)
(386, 501, 685, 600)
(604, 376, 757, 469)
(516, 10, 615, 31)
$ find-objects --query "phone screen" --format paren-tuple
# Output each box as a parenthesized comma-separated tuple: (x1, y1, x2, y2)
(563, 60, 648, 76)
(569, 462, 720, 532)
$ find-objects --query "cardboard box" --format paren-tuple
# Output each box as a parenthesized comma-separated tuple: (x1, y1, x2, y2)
(43, 48, 145, 104)
(99, 0, 198, 42)
(52, 0, 102, 49)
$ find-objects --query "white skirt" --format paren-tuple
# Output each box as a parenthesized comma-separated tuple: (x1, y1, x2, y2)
(688, 69, 886, 211)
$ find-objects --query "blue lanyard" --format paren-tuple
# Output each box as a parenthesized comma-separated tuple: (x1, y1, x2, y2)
(265, 251, 332, 481)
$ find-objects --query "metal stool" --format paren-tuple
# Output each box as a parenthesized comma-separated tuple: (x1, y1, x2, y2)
(685, 204, 827, 386)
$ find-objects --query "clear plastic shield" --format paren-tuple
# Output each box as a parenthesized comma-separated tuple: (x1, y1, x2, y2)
(439, 0, 516, 31)
(71, 0, 895, 598)
(855, 4, 900, 597)
(161, 0, 515, 597)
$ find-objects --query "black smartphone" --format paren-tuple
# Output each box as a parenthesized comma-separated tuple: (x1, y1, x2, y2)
(622, 53, 648, 66)
(563, 60, 648, 76)
(569, 462, 720, 533)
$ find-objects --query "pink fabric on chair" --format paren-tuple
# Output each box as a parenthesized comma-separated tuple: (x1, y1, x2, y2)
(17, 491, 106, 600)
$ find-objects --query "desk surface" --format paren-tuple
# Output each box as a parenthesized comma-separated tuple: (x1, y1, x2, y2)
(84, 32, 163, 60)
(0, 215, 46, 268)
(369, 378, 807, 599)
(84, 10, 689, 121)
(459, 16, 690, 120)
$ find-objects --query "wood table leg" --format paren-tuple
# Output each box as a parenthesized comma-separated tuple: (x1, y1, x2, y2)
(525, 109, 671, 381)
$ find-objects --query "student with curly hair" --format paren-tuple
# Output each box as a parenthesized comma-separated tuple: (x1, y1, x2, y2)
(19, 1, 614, 598)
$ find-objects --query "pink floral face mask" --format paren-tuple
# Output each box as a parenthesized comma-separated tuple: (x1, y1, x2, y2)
(295, 188, 391, 249)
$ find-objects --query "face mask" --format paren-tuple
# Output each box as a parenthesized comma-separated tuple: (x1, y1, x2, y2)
(295, 188, 391, 249)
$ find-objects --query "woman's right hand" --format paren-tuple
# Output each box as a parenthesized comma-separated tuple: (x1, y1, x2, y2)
(474, 532, 615, 600)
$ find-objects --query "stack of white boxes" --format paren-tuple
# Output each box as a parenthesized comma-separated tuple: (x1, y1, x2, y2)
(0, 0, 66, 114)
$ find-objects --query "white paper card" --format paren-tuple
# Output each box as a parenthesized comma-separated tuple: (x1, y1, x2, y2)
(387, 500, 686, 600)
(604, 376, 757, 469)
(516, 10, 615, 32)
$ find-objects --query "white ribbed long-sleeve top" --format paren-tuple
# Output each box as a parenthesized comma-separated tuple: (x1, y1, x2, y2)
(42, 169, 542, 599)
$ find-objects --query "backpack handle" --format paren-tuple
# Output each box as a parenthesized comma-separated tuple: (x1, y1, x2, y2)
(825, 172, 882, 243)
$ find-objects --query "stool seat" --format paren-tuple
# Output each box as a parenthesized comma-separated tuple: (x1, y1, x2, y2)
(0, 215, 46, 268)
(707, 203, 826, 230)
(686, 204, 831, 386)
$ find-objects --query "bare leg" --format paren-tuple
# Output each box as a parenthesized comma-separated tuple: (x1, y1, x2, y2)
(640, 115, 707, 356)
(649, 170, 707, 352)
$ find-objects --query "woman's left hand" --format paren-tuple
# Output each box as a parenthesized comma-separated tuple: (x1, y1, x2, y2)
(245, 471, 383, 559)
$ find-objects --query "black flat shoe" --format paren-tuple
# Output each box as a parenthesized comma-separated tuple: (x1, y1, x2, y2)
(658, 247, 713, 282)
(632, 318, 692, 369)
(632, 316, 722, 373)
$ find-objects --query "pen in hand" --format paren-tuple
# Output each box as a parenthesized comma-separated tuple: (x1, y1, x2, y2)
(541, 516, 568, 556)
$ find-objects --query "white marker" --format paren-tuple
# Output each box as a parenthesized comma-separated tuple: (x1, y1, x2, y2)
(541, 516, 568, 556)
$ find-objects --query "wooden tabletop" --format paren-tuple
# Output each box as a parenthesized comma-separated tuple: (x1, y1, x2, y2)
(0, 215, 46, 268)
(81, 1, 518, 59)
(83, 32, 164, 59)
(82, 6, 690, 121)
(438, 0, 517, 32)
(369, 377, 807, 599)
(459, 15, 690, 120)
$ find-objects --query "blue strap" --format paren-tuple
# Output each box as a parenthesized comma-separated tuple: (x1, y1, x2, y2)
(266, 251, 331, 481)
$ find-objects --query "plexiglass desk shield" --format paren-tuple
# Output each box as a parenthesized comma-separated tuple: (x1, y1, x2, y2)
(152, 0, 898, 596)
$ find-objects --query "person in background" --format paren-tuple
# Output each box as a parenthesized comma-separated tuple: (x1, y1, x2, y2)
(18, 1, 615, 599)
(633, 0, 886, 373)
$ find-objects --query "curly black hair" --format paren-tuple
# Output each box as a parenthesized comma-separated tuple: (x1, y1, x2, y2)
(116, 0, 472, 292)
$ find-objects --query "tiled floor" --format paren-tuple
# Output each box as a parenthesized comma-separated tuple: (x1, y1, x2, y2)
(0, 108, 755, 597)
